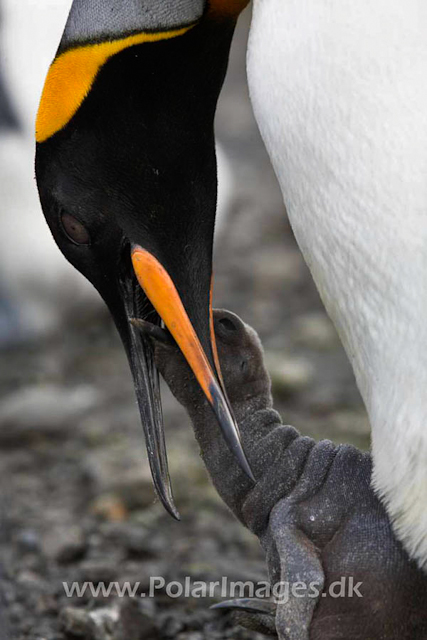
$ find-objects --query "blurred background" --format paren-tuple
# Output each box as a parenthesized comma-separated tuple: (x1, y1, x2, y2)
(0, 3, 368, 639)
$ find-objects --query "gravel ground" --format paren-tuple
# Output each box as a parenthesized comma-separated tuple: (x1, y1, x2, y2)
(0, 10, 369, 640)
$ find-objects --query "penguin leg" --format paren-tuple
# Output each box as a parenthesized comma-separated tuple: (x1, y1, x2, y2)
(212, 598, 277, 635)
(267, 501, 324, 640)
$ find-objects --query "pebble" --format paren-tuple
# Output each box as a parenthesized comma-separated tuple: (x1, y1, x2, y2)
(253, 247, 304, 288)
(16, 570, 46, 590)
(107, 471, 156, 512)
(331, 410, 370, 436)
(78, 559, 118, 585)
(16, 529, 40, 553)
(161, 614, 185, 637)
(89, 606, 119, 639)
(292, 313, 337, 350)
(43, 526, 86, 564)
(60, 607, 96, 638)
(90, 494, 128, 522)
(266, 354, 315, 395)
(113, 600, 159, 640)
(86, 453, 156, 513)
(60, 601, 159, 640)
(122, 526, 164, 558)
(0, 385, 100, 445)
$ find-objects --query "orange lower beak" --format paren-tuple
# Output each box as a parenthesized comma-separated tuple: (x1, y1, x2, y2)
(131, 244, 254, 484)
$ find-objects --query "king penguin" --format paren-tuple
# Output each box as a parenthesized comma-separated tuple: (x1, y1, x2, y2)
(35, 0, 427, 570)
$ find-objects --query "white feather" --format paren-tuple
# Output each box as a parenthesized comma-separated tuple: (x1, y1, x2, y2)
(248, 0, 427, 567)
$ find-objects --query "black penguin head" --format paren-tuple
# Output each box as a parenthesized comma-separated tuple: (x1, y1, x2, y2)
(35, 1, 252, 517)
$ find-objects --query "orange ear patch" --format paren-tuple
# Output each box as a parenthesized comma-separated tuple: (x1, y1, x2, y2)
(208, 0, 250, 19)
(36, 25, 195, 143)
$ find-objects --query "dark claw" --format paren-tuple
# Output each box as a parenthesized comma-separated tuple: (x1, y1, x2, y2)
(129, 318, 174, 345)
(212, 598, 277, 635)
(133, 315, 256, 483)
(211, 598, 277, 616)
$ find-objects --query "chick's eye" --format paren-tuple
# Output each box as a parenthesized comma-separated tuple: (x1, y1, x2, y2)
(61, 212, 91, 245)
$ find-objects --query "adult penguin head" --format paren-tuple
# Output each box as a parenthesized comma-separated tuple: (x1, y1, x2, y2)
(35, 0, 252, 518)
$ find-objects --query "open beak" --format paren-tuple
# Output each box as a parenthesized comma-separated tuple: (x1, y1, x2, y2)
(120, 259, 179, 519)
(125, 244, 254, 517)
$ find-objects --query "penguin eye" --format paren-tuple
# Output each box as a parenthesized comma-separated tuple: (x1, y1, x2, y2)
(60, 212, 91, 245)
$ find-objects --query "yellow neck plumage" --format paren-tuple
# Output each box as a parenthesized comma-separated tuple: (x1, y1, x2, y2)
(36, 24, 195, 144)
(35, 0, 251, 144)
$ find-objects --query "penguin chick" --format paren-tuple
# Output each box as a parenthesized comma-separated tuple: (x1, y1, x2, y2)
(152, 309, 427, 640)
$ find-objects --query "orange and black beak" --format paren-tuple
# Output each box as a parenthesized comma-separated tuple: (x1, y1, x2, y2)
(119, 244, 254, 518)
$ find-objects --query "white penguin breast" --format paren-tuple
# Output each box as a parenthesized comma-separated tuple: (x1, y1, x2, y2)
(248, 0, 427, 407)
(247, 0, 427, 566)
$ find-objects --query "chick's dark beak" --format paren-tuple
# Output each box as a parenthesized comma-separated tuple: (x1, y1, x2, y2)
(124, 244, 254, 518)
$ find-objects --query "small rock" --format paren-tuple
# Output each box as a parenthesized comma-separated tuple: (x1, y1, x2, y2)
(89, 605, 119, 640)
(60, 607, 96, 638)
(78, 559, 118, 585)
(113, 600, 159, 640)
(16, 570, 46, 591)
(61, 601, 158, 640)
(87, 453, 155, 513)
(16, 529, 40, 553)
(108, 470, 156, 512)
(8, 602, 25, 623)
(176, 633, 204, 640)
(161, 614, 185, 637)
(29, 620, 63, 640)
(35, 592, 58, 616)
(292, 313, 337, 350)
(307, 386, 341, 414)
(331, 410, 370, 435)
(254, 247, 304, 287)
(90, 494, 128, 522)
(43, 526, 86, 564)
(122, 525, 163, 558)
(266, 354, 314, 395)
(185, 609, 215, 630)
(0, 385, 100, 446)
